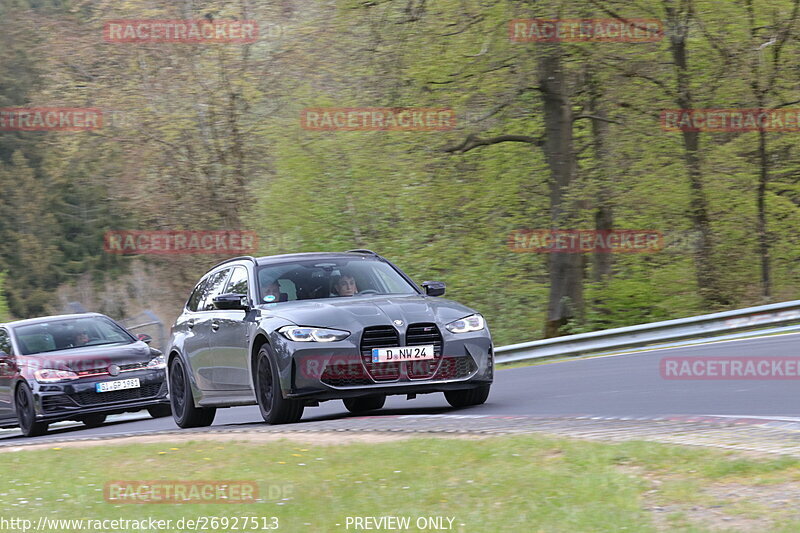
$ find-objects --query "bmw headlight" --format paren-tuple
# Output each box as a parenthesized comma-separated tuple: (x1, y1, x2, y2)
(34, 369, 79, 383)
(279, 326, 350, 342)
(146, 354, 167, 370)
(445, 314, 485, 334)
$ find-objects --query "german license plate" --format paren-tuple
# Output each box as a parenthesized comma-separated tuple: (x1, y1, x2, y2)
(96, 378, 140, 393)
(372, 345, 435, 363)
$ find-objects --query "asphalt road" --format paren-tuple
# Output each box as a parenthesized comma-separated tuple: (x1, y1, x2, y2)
(2, 332, 799, 446)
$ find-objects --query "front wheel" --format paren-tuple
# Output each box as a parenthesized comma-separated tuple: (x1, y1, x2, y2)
(255, 345, 304, 425)
(147, 404, 172, 418)
(343, 395, 386, 413)
(444, 385, 490, 408)
(169, 357, 216, 428)
(15, 382, 49, 437)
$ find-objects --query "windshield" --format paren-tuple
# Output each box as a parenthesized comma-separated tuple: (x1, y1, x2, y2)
(255, 258, 418, 304)
(13, 316, 136, 355)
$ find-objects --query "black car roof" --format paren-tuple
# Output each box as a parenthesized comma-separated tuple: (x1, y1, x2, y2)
(255, 251, 382, 266)
(1, 312, 106, 329)
(209, 251, 384, 271)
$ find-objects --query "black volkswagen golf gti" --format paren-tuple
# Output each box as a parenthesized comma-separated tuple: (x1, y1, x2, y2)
(167, 250, 493, 427)
(0, 313, 171, 436)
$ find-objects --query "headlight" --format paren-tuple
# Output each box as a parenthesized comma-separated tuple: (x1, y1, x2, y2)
(146, 354, 166, 370)
(34, 369, 79, 383)
(279, 326, 350, 342)
(445, 314, 485, 334)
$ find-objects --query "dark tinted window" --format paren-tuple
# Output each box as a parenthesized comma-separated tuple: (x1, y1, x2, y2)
(186, 278, 208, 312)
(0, 329, 11, 354)
(255, 258, 417, 302)
(13, 316, 134, 355)
(225, 267, 249, 296)
(198, 269, 231, 311)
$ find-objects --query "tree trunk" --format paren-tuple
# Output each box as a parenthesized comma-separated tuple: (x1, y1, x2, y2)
(665, 2, 728, 307)
(538, 44, 583, 337)
(588, 67, 614, 283)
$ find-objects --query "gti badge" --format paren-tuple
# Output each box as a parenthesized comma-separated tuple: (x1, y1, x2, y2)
(393, 320, 404, 327)
(108, 364, 120, 376)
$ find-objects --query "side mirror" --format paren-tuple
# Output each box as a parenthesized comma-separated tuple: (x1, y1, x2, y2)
(213, 293, 251, 311)
(137, 333, 153, 345)
(422, 281, 446, 297)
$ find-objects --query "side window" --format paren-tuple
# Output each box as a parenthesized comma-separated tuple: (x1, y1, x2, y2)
(198, 269, 232, 311)
(225, 267, 249, 296)
(186, 278, 208, 312)
(0, 329, 11, 354)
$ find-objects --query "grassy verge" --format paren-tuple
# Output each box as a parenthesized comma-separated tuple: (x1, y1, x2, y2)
(2, 434, 800, 532)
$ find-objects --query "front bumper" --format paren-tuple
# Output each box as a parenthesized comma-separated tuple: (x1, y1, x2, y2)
(31, 368, 169, 423)
(280, 330, 493, 400)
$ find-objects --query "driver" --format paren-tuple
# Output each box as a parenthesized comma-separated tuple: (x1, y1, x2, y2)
(261, 279, 281, 303)
(332, 273, 358, 297)
(73, 330, 90, 346)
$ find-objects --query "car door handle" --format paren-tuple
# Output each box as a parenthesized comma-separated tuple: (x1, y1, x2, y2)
(210, 321, 220, 331)
(187, 319, 195, 329)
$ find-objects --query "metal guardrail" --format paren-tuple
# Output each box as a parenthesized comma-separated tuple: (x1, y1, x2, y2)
(495, 300, 800, 364)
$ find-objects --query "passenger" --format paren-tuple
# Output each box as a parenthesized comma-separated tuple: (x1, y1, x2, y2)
(332, 273, 358, 297)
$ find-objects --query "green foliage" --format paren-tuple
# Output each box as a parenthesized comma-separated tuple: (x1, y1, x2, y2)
(0, 0, 798, 343)
(0, 272, 9, 321)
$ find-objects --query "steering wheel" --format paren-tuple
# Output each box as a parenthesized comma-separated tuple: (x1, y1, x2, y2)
(357, 289, 379, 295)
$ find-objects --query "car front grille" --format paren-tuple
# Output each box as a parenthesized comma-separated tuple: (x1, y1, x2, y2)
(76, 361, 148, 377)
(360, 326, 400, 381)
(69, 382, 165, 406)
(406, 323, 443, 379)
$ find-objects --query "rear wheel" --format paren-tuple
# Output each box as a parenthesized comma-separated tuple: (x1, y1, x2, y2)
(81, 414, 107, 428)
(343, 395, 386, 413)
(255, 345, 304, 424)
(169, 357, 216, 428)
(15, 382, 48, 437)
(444, 385, 490, 408)
(147, 404, 172, 418)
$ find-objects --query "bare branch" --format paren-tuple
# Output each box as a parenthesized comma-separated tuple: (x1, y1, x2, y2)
(573, 114, 622, 125)
(442, 133, 543, 154)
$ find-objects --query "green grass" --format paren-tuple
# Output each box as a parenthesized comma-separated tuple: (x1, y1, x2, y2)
(2, 435, 800, 532)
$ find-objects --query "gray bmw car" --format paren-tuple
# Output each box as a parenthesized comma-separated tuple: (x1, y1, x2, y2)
(166, 250, 493, 427)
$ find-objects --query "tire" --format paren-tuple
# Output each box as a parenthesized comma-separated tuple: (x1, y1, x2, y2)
(147, 404, 172, 418)
(255, 345, 304, 425)
(15, 382, 49, 437)
(169, 356, 216, 428)
(343, 395, 386, 414)
(81, 414, 107, 428)
(444, 384, 491, 408)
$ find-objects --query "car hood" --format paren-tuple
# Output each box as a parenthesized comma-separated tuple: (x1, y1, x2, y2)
(17, 341, 155, 373)
(257, 294, 477, 331)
